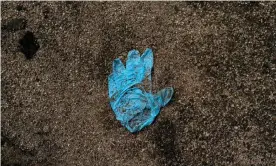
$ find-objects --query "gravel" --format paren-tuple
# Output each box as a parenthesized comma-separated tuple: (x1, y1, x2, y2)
(1, 2, 276, 166)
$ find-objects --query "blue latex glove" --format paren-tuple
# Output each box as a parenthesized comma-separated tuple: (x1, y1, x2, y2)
(108, 48, 173, 132)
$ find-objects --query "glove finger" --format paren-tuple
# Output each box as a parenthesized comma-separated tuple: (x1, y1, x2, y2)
(141, 48, 153, 75)
(108, 75, 117, 98)
(113, 58, 125, 74)
(126, 49, 141, 70)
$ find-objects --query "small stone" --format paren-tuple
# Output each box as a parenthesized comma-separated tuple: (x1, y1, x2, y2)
(43, 126, 50, 133)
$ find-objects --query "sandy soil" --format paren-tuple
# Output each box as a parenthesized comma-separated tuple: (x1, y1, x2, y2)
(1, 2, 276, 166)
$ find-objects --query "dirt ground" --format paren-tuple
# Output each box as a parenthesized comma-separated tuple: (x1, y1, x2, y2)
(1, 1, 276, 166)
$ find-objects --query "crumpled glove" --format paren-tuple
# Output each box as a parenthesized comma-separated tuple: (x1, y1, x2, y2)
(108, 48, 173, 132)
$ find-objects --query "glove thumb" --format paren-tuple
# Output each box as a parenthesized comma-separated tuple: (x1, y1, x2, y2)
(154, 87, 174, 107)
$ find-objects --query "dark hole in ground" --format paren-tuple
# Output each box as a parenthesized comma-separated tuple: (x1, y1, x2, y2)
(2, 18, 27, 32)
(174, 5, 179, 14)
(19, 31, 40, 60)
(43, 8, 50, 19)
(16, 5, 26, 11)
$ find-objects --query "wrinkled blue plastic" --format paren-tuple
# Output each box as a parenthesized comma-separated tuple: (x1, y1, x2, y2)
(108, 48, 173, 132)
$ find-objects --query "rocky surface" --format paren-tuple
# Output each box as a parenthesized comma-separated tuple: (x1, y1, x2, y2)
(1, 2, 276, 166)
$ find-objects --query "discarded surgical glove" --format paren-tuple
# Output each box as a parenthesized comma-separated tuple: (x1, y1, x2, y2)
(108, 48, 173, 133)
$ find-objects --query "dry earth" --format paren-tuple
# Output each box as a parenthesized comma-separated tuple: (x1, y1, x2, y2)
(1, 2, 276, 166)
